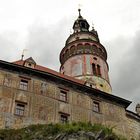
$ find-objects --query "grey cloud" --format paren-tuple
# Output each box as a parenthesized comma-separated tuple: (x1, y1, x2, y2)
(107, 30, 140, 111)
(0, 32, 20, 61)
(26, 17, 73, 70)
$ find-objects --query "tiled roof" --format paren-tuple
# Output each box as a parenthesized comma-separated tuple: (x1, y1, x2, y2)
(13, 59, 85, 85)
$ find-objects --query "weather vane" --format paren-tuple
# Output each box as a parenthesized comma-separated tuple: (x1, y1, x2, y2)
(78, 3, 82, 17)
(21, 49, 28, 60)
(78, 3, 82, 10)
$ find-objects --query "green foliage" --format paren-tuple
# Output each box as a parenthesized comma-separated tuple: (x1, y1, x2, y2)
(0, 122, 127, 140)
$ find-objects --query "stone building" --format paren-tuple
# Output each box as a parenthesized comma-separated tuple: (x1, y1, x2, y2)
(0, 9, 140, 139)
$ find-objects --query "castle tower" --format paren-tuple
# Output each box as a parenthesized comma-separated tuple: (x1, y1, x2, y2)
(60, 9, 112, 93)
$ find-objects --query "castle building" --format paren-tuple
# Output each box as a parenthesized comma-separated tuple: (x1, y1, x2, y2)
(0, 9, 140, 139)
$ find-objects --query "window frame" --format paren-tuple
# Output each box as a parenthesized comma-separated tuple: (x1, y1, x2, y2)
(19, 79, 28, 91)
(92, 63, 96, 75)
(59, 90, 67, 102)
(92, 101, 100, 113)
(59, 112, 69, 123)
(97, 64, 101, 76)
(3, 77, 11, 87)
(14, 102, 26, 116)
(40, 82, 47, 95)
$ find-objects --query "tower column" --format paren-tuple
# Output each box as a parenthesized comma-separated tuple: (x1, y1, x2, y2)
(59, 9, 112, 93)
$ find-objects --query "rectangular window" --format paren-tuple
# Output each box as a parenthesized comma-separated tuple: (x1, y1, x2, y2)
(19, 79, 28, 90)
(97, 65, 101, 76)
(92, 63, 96, 75)
(92, 101, 100, 113)
(15, 103, 25, 116)
(60, 90, 67, 102)
(60, 114, 68, 123)
(3, 77, 11, 87)
(40, 82, 47, 95)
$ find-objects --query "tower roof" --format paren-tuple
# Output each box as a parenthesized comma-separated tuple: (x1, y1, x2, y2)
(73, 9, 90, 32)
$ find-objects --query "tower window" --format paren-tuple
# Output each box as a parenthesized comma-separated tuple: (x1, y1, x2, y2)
(92, 63, 96, 75)
(99, 48, 103, 52)
(100, 84, 103, 87)
(93, 57, 97, 60)
(97, 65, 101, 76)
(19, 79, 28, 91)
(81, 22, 86, 28)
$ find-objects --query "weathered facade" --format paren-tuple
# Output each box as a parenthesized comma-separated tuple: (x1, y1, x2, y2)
(0, 9, 140, 140)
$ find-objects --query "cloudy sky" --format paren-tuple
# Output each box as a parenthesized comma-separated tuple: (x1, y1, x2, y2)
(0, 0, 140, 111)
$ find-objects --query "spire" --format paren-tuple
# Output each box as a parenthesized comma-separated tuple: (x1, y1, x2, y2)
(78, 4, 82, 18)
(78, 8, 82, 18)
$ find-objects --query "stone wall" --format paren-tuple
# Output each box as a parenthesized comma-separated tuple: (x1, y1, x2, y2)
(0, 69, 140, 139)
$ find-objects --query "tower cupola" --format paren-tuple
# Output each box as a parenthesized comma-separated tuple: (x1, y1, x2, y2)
(59, 9, 112, 93)
(73, 9, 90, 33)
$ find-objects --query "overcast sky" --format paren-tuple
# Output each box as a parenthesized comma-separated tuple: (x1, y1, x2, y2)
(0, 0, 140, 111)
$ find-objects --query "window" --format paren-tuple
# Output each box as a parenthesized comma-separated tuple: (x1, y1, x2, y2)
(28, 63, 32, 67)
(60, 114, 68, 123)
(97, 65, 101, 76)
(60, 90, 67, 102)
(100, 84, 103, 87)
(92, 63, 96, 75)
(93, 57, 97, 60)
(92, 64, 101, 77)
(19, 79, 28, 90)
(92, 101, 100, 113)
(40, 82, 47, 95)
(3, 77, 11, 87)
(15, 103, 25, 116)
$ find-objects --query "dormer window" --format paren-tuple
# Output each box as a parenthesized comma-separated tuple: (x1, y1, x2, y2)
(28, 63, 32, 67)
(23, 57, 36, 68)
(81, 22, 86, 28)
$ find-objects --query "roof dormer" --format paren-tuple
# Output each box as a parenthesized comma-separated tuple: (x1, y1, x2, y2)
(24, 57, 36, 68)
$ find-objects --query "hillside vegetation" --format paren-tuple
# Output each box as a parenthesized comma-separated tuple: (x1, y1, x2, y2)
(0, 122, 127, 140)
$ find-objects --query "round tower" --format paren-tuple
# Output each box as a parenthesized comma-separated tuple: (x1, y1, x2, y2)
(60, 9, 112, 93)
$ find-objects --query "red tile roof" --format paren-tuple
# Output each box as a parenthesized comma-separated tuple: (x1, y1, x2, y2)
(13, 59, 85, 85)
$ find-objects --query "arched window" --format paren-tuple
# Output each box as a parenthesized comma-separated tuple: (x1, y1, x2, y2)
(99, 48, 103, 53)
(77, 43, 83, 53)
(97, 65, 101, 76)
(70, 45, 75, 54)
(85, 43, 90, 46)
(92, 63, 96, 75)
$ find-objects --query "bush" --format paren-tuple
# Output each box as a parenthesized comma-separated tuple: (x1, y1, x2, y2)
(0, 122, 127, 140)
